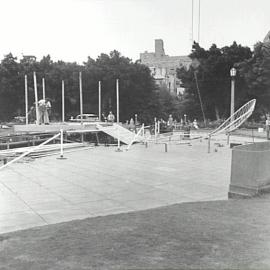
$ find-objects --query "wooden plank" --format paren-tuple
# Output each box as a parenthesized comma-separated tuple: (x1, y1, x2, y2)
(13, 123, 99, 133)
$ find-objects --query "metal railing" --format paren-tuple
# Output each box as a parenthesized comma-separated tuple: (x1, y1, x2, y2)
(126, 124, 145, 151)
(0, 131, 61, 170)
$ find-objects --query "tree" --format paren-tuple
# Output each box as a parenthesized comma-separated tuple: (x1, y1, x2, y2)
(0, 50, 177, 124)
(177, 42, 252, 121)
(0, 53, 22, 120)
(236, 41, 270, 118)
(83, 50, 158, 124)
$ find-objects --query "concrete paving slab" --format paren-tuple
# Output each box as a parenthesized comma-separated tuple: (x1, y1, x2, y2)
(76, 199, 124, 214)
(0, 210, 47, 234)
(123, 198, 169, 211)
(38, 207, 91, 224)
(57, 191, 106, 204)
(0, 138, 233, 234)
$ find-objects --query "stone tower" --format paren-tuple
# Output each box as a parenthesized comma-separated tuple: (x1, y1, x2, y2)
(263, 31, 270, 43)
(262, 31, 270, 57)
(155, 39, 165, 58)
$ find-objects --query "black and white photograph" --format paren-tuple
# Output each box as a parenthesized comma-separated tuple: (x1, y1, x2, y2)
(0, 0, 270, 269)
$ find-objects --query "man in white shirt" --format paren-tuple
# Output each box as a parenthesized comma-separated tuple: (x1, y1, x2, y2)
(38, 98, 51, 124)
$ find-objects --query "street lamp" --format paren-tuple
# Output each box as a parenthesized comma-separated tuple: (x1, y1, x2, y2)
(230, 67, 236, 121)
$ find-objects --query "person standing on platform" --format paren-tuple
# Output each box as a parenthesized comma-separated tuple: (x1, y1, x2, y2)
(38, 98, 51, 125)
(129, 118, 135, 131)
(168, 114, 173, 127)
(107, 111, 115, 123)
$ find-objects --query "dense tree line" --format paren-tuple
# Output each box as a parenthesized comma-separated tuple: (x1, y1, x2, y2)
(0, 51, 178, 124)
(177, 40, 270, 122)
(1, 40, 270, 125)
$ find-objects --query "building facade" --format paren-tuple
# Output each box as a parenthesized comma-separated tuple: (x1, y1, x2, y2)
(140, 39, 191, 94)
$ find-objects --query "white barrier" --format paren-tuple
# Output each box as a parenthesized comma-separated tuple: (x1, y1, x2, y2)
(0, 132, 61, 170)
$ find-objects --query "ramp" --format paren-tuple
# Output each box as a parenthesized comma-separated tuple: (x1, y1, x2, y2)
(97, 123, 144, 145)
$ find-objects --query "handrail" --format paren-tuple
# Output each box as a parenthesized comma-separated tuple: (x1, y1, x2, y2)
(126, 124, 144, 151)
(0, 132, 61, 170)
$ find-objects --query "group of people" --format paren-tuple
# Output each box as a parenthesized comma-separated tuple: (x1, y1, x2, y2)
(101, 111, 115, 122)
(158, 115, 199, 130)
(101, 111, 138, 131)
(28, 98, 51, 124)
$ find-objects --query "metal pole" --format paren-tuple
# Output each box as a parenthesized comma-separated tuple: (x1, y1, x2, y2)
(116, 79, 121, 151)
(191, 0, 194, 44)
(208, 135, 211, 153)
(79, 72, 83, 125)
(194, 71, 206, 126)
(98, 81, 101, 121)
(116, 79, 119, 123)
(62, 80, 65, 122)
(231, 78, 235, 122)
(24, 75, 28, 125)
(198, 0, 201, 43)
(42, 77, 45, 99)
(33, 72, 39, 125)
(154, 118, 157, 142)
(57, 129, 67, 160)
(60, 129, 64, 157)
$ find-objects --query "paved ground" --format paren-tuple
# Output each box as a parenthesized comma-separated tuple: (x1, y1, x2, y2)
(0, 135, 265, 234)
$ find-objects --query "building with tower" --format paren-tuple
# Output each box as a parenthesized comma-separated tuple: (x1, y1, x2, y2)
(140, 39, 191, 94)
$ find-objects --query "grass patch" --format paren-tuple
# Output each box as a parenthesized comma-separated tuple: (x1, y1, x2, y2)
(1, 196, 270, 269)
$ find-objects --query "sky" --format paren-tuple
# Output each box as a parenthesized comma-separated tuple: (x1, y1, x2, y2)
(0, 0, 269, 63)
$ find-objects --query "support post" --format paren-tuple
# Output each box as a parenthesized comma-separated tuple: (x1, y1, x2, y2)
(154, 121, 157, 143)
(98, 81, 101, 121)
(42, 77, 46, 100)
(62, 80, 65, 122)
(116, 79, 122, 152)
(24, 75, 28, 125)
(231, 78, 235, 123)
(227, 133, 230, 145)
(60, 129, 64, 157)
(33, 72, 39, 125)
(116, 79, 119, 123)
(79, 72, 83, 125)
(57, 129, 67, 160)
(95, 132, 100, 146)
(165, 143, 168, 152)
(208, 135, 211, 153)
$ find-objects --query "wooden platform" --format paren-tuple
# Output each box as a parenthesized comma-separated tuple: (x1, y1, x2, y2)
(13, 122, 99, 133)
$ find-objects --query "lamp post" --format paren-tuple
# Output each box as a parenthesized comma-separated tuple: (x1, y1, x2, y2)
(230, 67, 236, 122)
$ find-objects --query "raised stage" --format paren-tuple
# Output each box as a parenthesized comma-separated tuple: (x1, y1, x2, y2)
(13, 122, 100, 133)
(12, 122, 141, 146)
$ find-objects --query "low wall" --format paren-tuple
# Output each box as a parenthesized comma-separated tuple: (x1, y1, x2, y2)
(229, 141, 270, 198)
